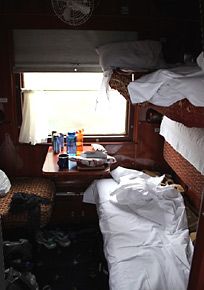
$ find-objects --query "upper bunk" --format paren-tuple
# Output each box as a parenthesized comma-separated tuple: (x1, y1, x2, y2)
(109, 64, 204, 128)
(96, 37, 204, 128)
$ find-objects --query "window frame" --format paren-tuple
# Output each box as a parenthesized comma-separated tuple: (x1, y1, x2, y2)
(16, 72, 135, 144)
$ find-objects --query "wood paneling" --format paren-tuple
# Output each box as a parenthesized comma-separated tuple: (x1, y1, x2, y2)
(188, 193, 204, 290)
(136, 121, 165, 172)
(50, 193, 98, 226)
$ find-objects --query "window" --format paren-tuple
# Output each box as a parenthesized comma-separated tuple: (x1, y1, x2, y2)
(19, 72, 133, 145)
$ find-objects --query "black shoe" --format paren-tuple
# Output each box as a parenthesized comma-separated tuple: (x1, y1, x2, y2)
(5, 267, 39, 290)
(3, 239, 32, 262)
(35, 230, 56, 250)
(48, 229, 71, 248)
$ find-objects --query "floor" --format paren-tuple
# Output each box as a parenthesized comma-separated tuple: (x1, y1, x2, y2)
(3, 224, 109, 290)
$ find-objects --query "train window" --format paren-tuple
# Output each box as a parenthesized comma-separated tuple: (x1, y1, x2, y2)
(19, 72, 133, 144)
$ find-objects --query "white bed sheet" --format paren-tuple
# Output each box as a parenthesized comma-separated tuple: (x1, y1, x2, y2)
(83, 175, 193, 290)
(160, 116, 204, 174)
(127, 65, 204, 107)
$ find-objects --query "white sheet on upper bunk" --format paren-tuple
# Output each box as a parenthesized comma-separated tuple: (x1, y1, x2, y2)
(83, 168, 193, 290)
(127, 65, 204, 106)
(160, 116, 204, 174)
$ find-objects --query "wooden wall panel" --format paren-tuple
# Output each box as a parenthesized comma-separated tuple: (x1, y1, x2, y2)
(188, 194, 204, 290)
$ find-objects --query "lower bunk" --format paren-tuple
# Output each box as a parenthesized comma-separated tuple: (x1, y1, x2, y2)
(83, 166, 195, 290)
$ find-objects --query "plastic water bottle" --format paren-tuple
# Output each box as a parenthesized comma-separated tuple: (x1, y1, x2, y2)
(59, 133, 64, 151)
(76, 129, 84, 156)
(53, 133, 61, 154)
(66, 131, 76, 156)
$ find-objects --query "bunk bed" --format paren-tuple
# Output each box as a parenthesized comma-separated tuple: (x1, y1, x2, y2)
(160, 116, 204, 211)
(109, 63, 204, 210)
(98, 39, 204, 127)
(92, 40, 204, 289)
(109, 65, 204, 128)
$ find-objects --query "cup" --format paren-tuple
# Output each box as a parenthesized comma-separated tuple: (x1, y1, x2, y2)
(57, 153, 68, 169)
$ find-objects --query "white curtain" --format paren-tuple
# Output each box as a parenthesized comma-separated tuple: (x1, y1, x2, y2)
(95, 70, 112, 110)
(19, 90, 49, 145)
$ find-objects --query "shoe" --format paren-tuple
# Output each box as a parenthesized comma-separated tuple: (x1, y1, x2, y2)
(35, 231, 56, 250)
(3, 239, 32, 262)
(49, 229, 71, 247)
(5, 267, 21, 284)
(5, 268, 39, 290)
(20, 271, 39, 290)
(3, 239, 29, 247)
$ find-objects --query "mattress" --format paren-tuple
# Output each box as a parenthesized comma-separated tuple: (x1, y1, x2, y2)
(160, 116, 204, 174)
(83, 167, 193, 290)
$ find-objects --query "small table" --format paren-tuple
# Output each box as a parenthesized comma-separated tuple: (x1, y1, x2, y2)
(42, 146, 110, 178)
(42, 146, 109, 224)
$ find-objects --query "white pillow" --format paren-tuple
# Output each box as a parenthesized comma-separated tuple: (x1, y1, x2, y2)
(111, 175, 164, 206)
(110, 176, 166, 225)
(0, 169, 11, 197)
(111, 177, 154, 207)
(110, 166, 147, 183)
(96, 40, 166, 71)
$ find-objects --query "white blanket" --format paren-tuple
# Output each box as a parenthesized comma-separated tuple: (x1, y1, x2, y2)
(160, 116, 204, 174)
(127, 65, 204, 107)
(83, 171, 193, 290)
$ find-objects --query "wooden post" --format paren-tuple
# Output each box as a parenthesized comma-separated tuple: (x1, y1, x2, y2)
(187, 190, 204, 290)
(0, 217, 5, 290)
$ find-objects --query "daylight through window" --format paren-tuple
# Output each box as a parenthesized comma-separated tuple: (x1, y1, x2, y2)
(19, 72, 128, 144)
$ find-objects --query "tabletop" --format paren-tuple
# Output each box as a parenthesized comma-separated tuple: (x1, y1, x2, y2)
(42, 146, 111, 178)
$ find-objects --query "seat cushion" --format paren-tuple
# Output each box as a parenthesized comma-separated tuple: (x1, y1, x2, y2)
(0, 177, 55, 229)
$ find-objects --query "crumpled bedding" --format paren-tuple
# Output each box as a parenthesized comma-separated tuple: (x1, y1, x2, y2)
(127, 65, 204, 107)
(83, 168, 193, 290)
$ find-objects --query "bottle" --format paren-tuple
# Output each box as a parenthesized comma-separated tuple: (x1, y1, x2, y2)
(51, 130, 57, 146)
(59, 133, 64, 151)
(76, 129, 84, 156)
(53, 133, 61, 154)
(66, 131, 76, 156)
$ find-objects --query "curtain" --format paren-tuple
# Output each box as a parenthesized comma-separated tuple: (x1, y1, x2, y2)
(13, 30, 138, 72)
(19, 90, 49, 145)
(95, 70, 112, 110)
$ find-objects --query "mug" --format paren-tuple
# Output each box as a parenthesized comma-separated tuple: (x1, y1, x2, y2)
(57, 153, 68, 169)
